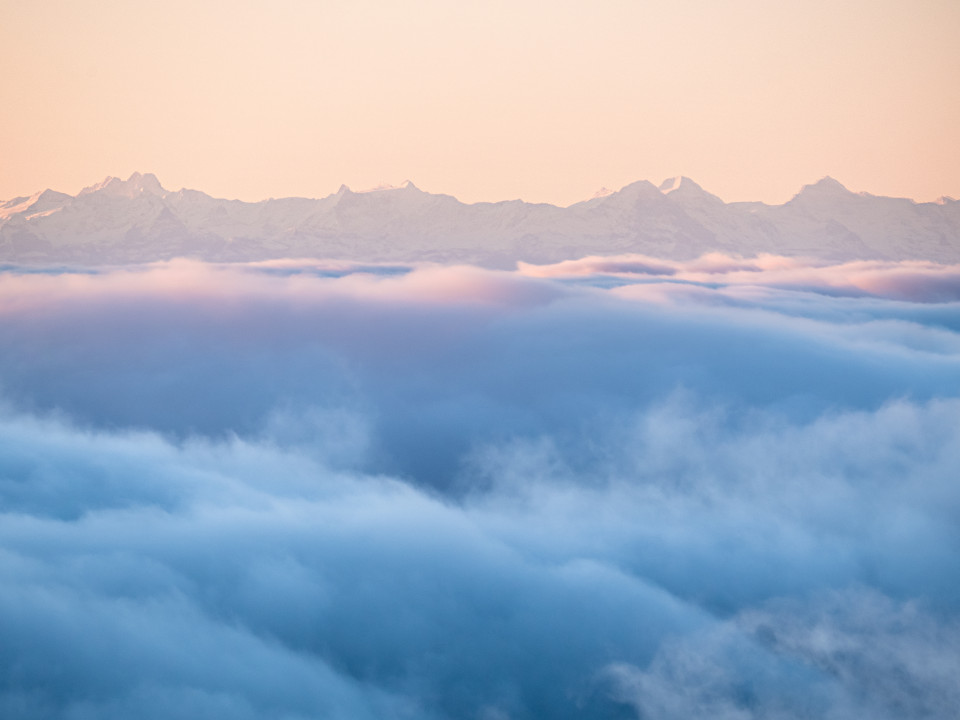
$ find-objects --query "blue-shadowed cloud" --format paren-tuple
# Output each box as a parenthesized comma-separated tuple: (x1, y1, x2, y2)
(0, 258, 958, 718)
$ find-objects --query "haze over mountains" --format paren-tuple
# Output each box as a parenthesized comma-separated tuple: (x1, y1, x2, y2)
(1, 172, 957, 267)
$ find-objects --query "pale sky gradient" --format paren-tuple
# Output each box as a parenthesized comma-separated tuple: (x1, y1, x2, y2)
(2, 0, 958, 205)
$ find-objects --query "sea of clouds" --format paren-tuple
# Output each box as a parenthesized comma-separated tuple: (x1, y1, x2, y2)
(1, 256, 959, 719)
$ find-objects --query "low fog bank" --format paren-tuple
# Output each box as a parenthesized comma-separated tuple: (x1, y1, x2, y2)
(1, 257, 958, 718)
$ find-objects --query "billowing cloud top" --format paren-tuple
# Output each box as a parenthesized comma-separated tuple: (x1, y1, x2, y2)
(1, 256, 959, 719)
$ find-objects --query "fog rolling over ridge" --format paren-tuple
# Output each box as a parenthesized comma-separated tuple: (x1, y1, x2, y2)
(2, 172, 958, 266)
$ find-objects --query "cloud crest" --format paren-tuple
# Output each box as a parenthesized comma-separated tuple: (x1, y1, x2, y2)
(1, 257, 959, 718)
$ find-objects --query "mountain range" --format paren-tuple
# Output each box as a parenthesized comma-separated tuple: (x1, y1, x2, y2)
(2, 173, 957, 266)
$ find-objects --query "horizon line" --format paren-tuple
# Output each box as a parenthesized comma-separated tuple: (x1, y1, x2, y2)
(5, 172, 957, 209)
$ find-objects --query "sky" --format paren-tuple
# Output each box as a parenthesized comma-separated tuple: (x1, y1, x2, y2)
(1, 257, 959, 718)
(2, 0, 959, 205)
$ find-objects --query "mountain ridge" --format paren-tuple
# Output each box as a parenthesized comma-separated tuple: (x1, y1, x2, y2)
(2, 173, 958, 267)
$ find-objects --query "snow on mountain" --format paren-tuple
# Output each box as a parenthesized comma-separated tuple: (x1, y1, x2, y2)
(793, 175, 851, 198)
(659, 176, 723, 205)
(0, 189, 73, 222)
(78, 172, 166, 199)
(1, 172, 957, 266)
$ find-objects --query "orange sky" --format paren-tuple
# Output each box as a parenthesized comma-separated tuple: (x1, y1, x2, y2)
(2, 0, 958, 205)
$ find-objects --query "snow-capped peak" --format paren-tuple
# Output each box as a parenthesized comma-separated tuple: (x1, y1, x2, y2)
(795, 176, 851, 198)
(78, 172, 166, 199)
(129, 172, 165, 196)
(0, 189, 72, 221)
(78, 176, 122, 196)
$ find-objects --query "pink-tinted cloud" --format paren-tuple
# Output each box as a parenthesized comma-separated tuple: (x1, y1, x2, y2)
(0, 260, 566, 316)
(520, 254, 960, 303)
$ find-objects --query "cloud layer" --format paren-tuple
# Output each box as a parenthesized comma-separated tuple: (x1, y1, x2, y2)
(1, 258, 959, 719)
